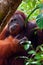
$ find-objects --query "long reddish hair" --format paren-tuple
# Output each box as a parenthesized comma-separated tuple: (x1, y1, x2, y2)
(14, 10, 27, 21)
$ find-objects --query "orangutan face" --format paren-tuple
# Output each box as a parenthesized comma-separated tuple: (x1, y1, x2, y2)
(8, 14, 25, 34)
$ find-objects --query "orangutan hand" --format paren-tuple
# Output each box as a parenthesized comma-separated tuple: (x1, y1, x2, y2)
(0, 35, 21, 57)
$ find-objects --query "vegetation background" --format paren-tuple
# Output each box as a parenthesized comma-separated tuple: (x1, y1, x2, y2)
(0, 0, 43, 65)
(18, 0, 43, 65)
(18, 0, 43, 20)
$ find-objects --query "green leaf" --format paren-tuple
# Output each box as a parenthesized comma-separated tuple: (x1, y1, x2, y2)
(32, 0, 36, 7)
(35, 53, 41, 60)
(36, 13, 43, 29)
(25, 3, 43, 23)
(23, 41, 31, 50)
(37, 3, 43, 10)
(25, 62, 30, 65)
(28, 50, 36, 54)
(40, 46, 43, 51)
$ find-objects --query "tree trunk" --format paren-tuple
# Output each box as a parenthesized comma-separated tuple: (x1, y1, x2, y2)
(0, 0, 22, 33)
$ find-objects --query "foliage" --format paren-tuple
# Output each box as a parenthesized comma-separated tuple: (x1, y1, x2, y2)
(18, 0, 41, 20)
(18, 0, 43, 65)
(18, 0, 43, 29)
(0, 0, 43, 65)
(25, 3, 43, 24)
(25, 44, 43, 65)
(20, 42, 43, 65)
(36, 13, 43, 29)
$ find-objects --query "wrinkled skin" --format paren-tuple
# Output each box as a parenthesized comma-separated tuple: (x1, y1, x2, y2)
(0, 10, 26, 40)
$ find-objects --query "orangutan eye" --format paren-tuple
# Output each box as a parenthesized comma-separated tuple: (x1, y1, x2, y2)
(11, 19, 13, 23)
(14, 18, 17, 21)
(10, 18, 17, 23)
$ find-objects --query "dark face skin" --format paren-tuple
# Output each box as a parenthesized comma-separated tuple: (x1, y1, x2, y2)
(8, 14, 25, 35)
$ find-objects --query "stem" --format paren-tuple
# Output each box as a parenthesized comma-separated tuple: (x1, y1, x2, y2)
(25, 7, 38, 24)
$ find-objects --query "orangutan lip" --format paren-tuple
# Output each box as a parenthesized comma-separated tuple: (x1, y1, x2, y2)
(9, 23, 18, 32)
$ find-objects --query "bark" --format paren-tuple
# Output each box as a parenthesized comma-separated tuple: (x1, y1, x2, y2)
(0, 0, 22, 33)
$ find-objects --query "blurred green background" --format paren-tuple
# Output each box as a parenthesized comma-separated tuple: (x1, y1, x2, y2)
(18, 0, 43, 20)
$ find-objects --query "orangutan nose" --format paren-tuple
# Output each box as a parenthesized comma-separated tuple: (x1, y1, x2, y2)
(9, 23, 18, 32)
